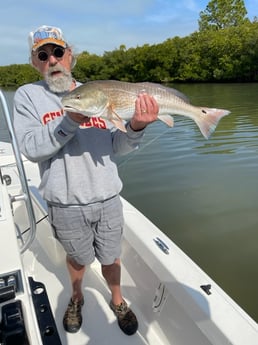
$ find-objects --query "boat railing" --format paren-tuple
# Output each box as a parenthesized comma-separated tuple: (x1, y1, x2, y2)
(0, 90, 36, 253)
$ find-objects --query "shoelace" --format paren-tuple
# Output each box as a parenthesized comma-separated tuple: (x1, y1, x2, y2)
(114, 301, 129, 317)
(64, 300, 83, 323)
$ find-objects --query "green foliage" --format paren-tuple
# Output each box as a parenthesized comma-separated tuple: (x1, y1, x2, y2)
(199, 0, 249, 31)
(73, 51, 104, 82)
(0, 64, 41, 88)
(72, 21, 258, 83)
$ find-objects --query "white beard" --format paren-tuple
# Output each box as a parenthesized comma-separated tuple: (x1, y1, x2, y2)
(45, 65, 73, 93)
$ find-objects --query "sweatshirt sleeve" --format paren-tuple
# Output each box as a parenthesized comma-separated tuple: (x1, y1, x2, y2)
(111, 122, 145, 156)
(13, 86, 80, 162)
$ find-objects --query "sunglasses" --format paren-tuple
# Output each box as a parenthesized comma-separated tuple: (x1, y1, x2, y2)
(37, 46, 65, 62)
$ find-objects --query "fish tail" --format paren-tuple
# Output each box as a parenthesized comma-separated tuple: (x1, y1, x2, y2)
(196, 107, 230, 139)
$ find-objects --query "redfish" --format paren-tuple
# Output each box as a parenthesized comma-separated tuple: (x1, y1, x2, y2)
(62, 80, 230, 138)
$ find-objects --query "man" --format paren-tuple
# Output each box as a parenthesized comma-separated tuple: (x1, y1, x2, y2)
(13, 25, 159, 335)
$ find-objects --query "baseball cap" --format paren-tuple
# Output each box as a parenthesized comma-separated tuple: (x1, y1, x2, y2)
(28, 25, 67, 52)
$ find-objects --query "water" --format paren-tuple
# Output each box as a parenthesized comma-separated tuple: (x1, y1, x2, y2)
(118, 83, 258, 322)
(1, 84, 258, 322)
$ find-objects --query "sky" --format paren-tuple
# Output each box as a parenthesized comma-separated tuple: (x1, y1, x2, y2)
(1, 0, 258, 66)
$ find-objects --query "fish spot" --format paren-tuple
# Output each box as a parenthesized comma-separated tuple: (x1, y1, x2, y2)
(75, 94, 81, 99)
(202, 109, 207, 114)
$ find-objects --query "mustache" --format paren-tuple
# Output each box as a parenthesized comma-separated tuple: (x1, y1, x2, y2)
(47, 65, 68, 77)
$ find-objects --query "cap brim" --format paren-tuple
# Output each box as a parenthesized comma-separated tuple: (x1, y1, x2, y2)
(32, 38, 66, 51)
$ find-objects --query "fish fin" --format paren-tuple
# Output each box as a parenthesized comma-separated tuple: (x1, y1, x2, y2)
(196, 108, 230, 139)
(109, 118, 127, 132)
(158, 115, 174, 127)
(107, 104, 127, 132)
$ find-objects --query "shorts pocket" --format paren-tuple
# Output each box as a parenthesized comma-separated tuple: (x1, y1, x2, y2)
(48, 206, 84, 254)
(105, 197, 124, 230)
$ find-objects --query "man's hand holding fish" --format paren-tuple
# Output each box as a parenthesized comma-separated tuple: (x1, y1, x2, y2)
(130, 93, 159, 131)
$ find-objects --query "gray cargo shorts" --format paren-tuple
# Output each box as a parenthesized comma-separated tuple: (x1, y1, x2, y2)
(47, 195, 124, 266)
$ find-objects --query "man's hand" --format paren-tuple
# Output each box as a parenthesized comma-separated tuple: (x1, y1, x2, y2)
(130, 93, 159, 131)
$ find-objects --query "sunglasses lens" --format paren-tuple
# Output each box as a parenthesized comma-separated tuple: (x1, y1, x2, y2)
(37, 47, 65, 61)
(38, 51, 48, 61)
(54, 47, 65, 58)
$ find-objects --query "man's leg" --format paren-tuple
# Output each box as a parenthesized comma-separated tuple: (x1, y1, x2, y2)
(102, 258, 138, 335)
(66, 255, 85, 302)
(63, 255, 85, 333)
(101, 258, 123, 305)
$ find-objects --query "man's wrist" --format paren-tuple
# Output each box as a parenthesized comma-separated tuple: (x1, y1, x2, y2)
(129, 120, 146, 132)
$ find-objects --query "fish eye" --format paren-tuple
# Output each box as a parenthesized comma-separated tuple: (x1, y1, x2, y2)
(75, 94, 81, 100)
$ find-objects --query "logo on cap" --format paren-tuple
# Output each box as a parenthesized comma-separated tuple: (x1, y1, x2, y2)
(30, 25, 67, 51)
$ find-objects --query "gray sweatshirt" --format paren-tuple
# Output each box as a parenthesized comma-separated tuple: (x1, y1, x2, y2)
(13, 80, 145, 206)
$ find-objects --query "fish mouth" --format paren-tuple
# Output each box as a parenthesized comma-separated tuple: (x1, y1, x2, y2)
(62, 102, 108, 117)
(63, 105, 83, 113)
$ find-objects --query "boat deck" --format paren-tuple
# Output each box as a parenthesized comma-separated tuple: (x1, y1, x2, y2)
(23, 237, 162, 345)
